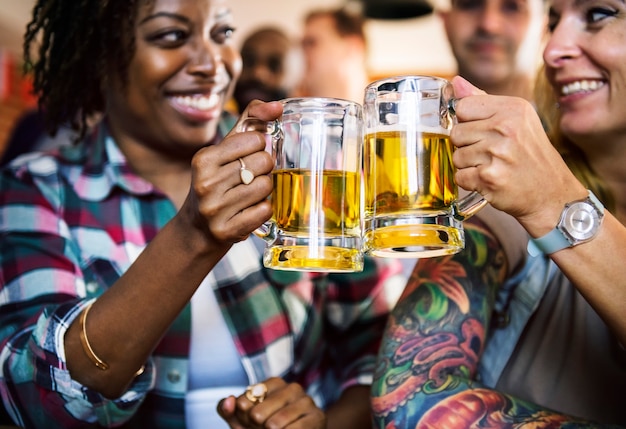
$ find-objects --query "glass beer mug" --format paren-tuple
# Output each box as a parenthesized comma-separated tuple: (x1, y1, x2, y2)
(249, 97, 364, 272)
(362, 75, 487, 258)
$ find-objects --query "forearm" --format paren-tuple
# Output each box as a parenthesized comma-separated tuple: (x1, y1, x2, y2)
(372, 220, 504, 427)
(375, 382, 622, 428)
(371, 220, 624, 428)
(64, 213, 229, 398)
(515, 182, 626, 345)
(1, 341, 149, 428)
(371, 274, 620, 428)
(550, 213, 626, 345)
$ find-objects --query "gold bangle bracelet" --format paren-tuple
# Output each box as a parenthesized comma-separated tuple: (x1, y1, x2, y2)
(79, 302, 109, 370)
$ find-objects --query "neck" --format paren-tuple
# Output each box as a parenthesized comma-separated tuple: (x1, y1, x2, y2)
(146, 168, 191, 210)
(108, 125, 192, 210)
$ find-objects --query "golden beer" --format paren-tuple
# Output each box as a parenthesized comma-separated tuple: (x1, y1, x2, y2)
(364, 130, 457, 215)
(363, 130, 463, 257)
(265, 168, 363, 271)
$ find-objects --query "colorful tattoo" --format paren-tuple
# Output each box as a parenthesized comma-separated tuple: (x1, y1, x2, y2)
(371, 220, 611, 428)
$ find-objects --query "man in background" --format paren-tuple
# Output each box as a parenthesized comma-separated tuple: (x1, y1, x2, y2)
(232, 27, 295, 114)
(297, 7, 370, 104)
(439, 0, 547, 100)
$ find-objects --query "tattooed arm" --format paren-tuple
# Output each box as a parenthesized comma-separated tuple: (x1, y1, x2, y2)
(371, 220, 622, 429)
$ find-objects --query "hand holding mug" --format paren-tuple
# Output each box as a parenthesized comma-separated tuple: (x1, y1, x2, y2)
(449, 76, 582, 229)
(241, 97, 365, 272)
(179, 101, 280, 250)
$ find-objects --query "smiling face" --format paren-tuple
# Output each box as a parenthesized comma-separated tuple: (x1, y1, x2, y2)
(543, 0, 626, 144)
(441, 0, 546, 90)
(105, 0, 241, 159)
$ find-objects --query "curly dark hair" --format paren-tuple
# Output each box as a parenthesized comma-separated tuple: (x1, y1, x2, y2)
(23, 0, 149, 139)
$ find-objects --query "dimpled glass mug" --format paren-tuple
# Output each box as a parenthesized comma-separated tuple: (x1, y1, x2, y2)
(244, 97, 364, 272)
(362, 75, 487, 258)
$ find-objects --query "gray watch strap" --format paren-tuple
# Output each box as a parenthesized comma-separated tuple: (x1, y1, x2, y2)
(527, 227, 571, 257)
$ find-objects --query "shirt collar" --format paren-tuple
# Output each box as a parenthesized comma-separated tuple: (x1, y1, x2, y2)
(67, 121, 156, 201)
(68, 113, 238, 202)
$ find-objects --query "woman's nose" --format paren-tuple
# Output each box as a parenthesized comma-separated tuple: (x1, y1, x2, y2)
(187, 36, 219, 76)
(543, 18, 581, 67)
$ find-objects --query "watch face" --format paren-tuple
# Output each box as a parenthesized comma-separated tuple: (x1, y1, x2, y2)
(561, 201, 601, 242)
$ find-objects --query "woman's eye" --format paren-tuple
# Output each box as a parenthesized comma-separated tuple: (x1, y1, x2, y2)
(152, 29, 188, 46)
(587, 6, 617, 23)
(212, 25, 236, 44)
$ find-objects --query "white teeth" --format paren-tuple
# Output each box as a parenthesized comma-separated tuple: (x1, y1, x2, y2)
(561, 80, 604, 96)
(172, 94, 218, 111)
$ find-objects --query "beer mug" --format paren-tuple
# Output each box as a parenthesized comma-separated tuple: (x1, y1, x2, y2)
(248, 97, 364, 272)
(362, 75, 486, 258)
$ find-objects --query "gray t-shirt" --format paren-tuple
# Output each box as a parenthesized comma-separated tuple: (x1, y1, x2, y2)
(496, 270, 626, 424)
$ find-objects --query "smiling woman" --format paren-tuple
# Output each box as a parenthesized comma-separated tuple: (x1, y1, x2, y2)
(371, 0, 626, 423)
(0, 0, 404, 428)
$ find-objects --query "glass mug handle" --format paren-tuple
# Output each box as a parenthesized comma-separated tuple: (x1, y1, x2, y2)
(447, 97, 488, 221)
(235, 117, 283, 240)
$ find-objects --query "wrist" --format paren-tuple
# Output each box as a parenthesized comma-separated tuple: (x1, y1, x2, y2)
(170, 209, 229, 259)
(527, 190, 604, 256)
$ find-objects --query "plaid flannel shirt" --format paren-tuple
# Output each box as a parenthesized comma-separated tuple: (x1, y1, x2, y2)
(0, 116, 406, 428)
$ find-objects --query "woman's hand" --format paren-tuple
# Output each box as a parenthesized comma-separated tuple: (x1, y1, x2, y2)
(178, 100, 282, 252)
(450, 76, 587, 236)
(218, 377, 327, 429)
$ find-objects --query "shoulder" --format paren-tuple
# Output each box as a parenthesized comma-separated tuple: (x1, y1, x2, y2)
(3, 147, 84, 187)
(0, 147, 89, 214)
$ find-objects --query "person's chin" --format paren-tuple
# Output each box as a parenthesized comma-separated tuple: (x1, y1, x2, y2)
(233, 81, 287, 112)
(168, 122, 220, 149)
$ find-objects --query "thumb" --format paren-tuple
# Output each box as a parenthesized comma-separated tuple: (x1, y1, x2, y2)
(226, 100, 283, 138)
(217, 396, 245, 429)
(451, 75, 487, 98)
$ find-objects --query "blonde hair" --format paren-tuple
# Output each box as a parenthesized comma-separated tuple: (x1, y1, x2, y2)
(534, 65, 615, 211)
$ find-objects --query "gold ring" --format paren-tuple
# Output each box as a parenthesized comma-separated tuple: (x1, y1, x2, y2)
(245, 382, 267, 404)
(238, 158, 254, 185)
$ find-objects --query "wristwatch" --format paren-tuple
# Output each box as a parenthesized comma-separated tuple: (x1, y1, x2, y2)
(527, 190, 604, 256)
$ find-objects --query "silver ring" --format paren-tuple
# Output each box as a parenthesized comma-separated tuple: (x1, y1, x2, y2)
(245, 382, 267, 404)
(238, 158, 254, 185)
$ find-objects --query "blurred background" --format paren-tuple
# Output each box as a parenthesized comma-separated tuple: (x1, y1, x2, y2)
(0, 0, 455, 153)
